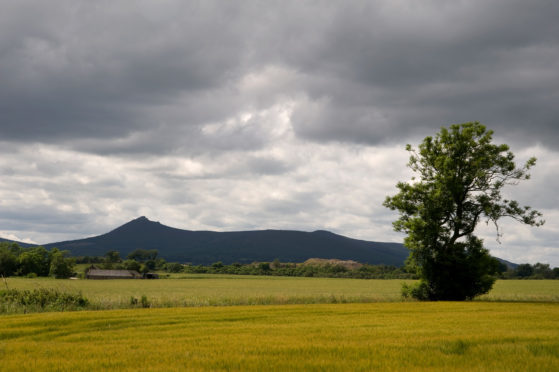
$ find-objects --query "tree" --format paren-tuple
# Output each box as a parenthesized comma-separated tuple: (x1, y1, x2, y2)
(123, 259, 141, 272)
(211, 261, 224, 269)
(531, 263, 553, 279)
(514, 263, 534, 278)
(384, 122, 544, 300)
(104, 250, 122, 263)
(165, 262, 184, 273)
(18, 246, 50, 277)
(49, 248, 75, 279)
(0, 243, 20, 277)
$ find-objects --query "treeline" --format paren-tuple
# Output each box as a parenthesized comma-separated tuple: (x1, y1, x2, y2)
(76, 249, 166, 274)
(502, 263, 559, 279)
(172, 260, 559, 280)
(0, 242, 75, 279)
(4, 242, 558, 280)
(79, 253, 417, 279)
(180, 260, 418, 279)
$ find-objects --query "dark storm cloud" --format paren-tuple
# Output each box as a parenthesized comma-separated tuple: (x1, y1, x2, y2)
(288, 1, 559, 146)
(0, 1, 249, 145)
(1, 0, 558, 153)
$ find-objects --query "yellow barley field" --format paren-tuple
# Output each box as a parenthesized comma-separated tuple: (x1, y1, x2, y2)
(1, 302, 558, 371)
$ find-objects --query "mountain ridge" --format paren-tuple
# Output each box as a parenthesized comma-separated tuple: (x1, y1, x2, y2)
(3, 217, 518, 267)
(41, 216, 410, 265)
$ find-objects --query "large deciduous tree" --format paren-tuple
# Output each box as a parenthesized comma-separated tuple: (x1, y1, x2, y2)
(384, 122, 544, 300)
(0, 243, 20, 277)
(18, 246, 51, 277)
(49, 248, 76, 279)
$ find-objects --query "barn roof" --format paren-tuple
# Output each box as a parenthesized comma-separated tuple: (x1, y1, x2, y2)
(86, 269, 142, 278)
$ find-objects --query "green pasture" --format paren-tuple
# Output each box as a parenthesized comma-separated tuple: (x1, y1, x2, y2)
(1, 302, 558, 371)
(3, 277, 559, 310)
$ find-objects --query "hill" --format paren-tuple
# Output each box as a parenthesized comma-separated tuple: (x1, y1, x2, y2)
(45, 216, 409, 265)
(0, 238, 34, 248)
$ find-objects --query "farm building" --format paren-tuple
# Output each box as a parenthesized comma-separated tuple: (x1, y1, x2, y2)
(85, 268, 142, 279)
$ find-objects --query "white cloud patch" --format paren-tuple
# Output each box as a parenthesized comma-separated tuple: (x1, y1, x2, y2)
(5, 136, 555, 265)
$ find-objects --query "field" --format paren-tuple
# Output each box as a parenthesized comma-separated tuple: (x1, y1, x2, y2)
(3, 275, 410, 309)
(1, 302, 558, 371)
(2, 277, 558, 371)
(3, 276, 559, 310)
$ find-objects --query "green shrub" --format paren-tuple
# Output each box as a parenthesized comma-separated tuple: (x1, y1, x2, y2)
(165, 262, 184, 273)
(401, 281, 431, 300)
(0, 288, 89, 313)
(140, 295, 150, 308)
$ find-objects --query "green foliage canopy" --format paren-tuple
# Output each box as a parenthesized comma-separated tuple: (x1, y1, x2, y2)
(49, 248, 75, 279)
(0, 243, 75, 279)
(19, 246, 51, 277)
(0, 243, 20, 277)
(104, 250, 122, 263)
(384, 122, 544, 300)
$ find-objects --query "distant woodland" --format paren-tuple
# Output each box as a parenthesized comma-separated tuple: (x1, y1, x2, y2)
(1, 242, 557, 280)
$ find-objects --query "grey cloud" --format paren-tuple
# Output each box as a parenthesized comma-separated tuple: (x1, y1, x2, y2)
(285, 1, 559, 147)
(0, 206, 90, 238)
(0, 1, 249, 145)
(2, 0, 557, 153)
(149, 153, 295, 182)
(261, 191, 320, 216)
(245, 156, 293, 176)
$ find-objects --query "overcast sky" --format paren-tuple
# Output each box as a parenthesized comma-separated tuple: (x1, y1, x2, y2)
(1, 0, 558, 266)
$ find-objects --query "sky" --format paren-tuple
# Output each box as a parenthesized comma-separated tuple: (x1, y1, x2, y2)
(1, 0, 558, 266)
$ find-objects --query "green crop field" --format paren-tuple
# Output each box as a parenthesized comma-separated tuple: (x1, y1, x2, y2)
(3, 277, 559, 311)
(1, 302, 558, 371)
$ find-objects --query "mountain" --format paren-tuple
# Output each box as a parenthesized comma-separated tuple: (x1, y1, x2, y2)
(496, 257, 518, 269)
(45, 216, 410, 265)
(0, 237, 35, 248)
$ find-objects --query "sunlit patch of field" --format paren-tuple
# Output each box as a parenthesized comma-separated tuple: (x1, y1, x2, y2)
(0, 302, 557, 371)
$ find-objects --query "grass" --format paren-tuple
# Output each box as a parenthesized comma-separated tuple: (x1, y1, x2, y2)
(478, 280, 559, 302)
(0, 302, 557, 371)
(2, 276, 412, 310)
(2, 277, 558, 312)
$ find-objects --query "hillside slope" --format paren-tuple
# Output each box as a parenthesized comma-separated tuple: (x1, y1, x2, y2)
(0, 238, 34, 248)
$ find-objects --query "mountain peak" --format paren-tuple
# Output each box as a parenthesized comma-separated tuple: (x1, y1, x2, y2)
(129, 216, 161, 225)
(102, 216, 165, 236)
(312, 230, 335, 235)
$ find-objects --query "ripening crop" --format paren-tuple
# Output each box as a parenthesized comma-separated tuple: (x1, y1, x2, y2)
(1, 302, 558, 371)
